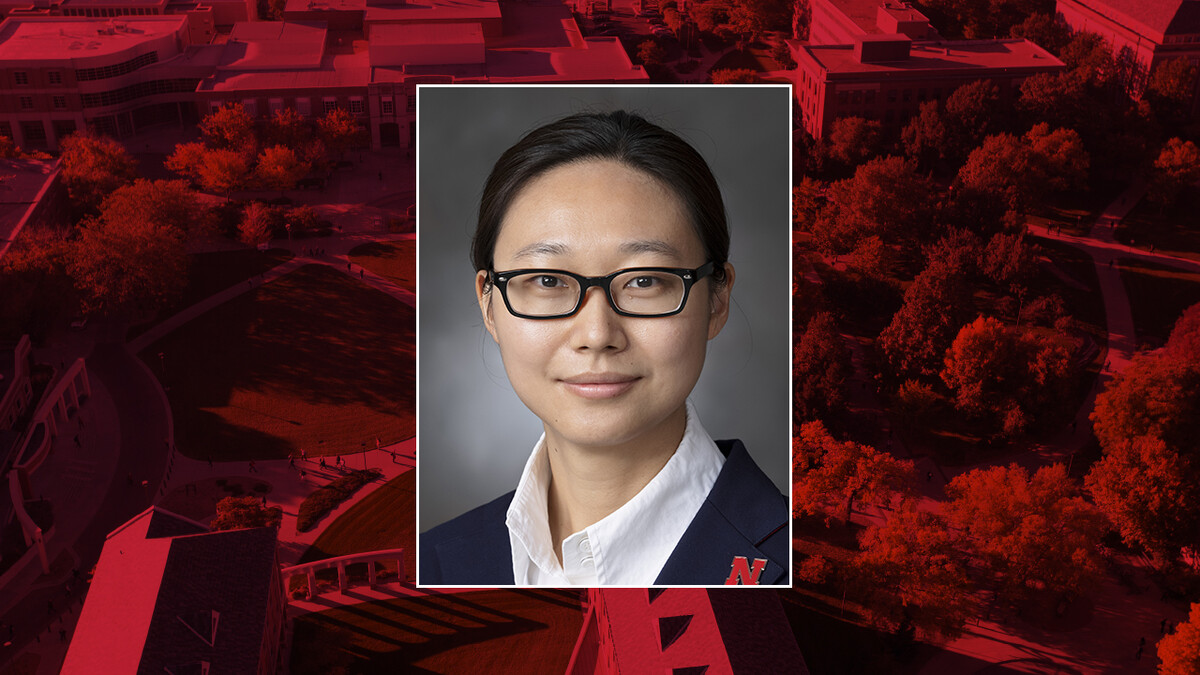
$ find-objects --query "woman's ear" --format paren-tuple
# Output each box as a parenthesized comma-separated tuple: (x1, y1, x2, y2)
(476, 270, 499, 343)
(707, 263, 735, 340)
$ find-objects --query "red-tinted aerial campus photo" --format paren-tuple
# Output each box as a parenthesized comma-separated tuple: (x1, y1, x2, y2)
(1, 0, 1199, 672)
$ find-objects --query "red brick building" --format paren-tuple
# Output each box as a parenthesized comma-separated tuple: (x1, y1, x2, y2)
(790, 35, 1065, 139)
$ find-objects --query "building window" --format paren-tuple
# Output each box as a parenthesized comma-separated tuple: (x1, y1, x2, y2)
(241, 99, 257, 116)
(20, 121, 46, 145)
(297, 98, 311, 116)
(887, 89, 897, 103)
(14, 71, 28, 85)
(53, 95, 66, 109)
(902, 88, 911, 102)
(323, 97, 337, 114)
(19, 96, 33, 110)
(269, 98, 283, 114)
(837, 91, 848, 104)
(381, 97, 394, 115)
(75, 52, 158, 82)
(349, 97, 364, 115)
(851, 90, 862, 104)
(48, 71, 62, 85)
(406, 94, 415, 113)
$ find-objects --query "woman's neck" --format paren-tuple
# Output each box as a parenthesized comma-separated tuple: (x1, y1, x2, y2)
(544, 405, 688, 562)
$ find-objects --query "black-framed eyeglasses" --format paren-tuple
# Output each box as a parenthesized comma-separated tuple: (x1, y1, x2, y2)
(489, 262, 715, 319)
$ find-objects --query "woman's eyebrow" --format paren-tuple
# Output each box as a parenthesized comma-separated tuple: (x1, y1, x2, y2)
(512, 241, 570, 262)
(619, 239, 681, 257)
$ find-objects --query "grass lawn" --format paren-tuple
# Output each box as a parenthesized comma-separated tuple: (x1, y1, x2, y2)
(142, 264, 414, 461)
(290, 590, 584, 674)
(128, 248, 293, 340)
(1117, 258, 1200, 347)
(1115, 199, 1200, 262)
(348, 240, 415, 292)
(299, 470, 416, 581)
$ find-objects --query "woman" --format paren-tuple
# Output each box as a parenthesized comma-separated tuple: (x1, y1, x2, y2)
(419, 110, 787, 587)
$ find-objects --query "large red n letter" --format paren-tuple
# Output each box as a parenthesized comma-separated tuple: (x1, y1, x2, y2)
(724, 556, 768, 585)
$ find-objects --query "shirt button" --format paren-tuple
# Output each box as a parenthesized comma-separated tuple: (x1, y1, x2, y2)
(579, 539, 591, 554)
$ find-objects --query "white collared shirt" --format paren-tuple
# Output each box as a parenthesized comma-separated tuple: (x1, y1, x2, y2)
(505, 400, 726, 586)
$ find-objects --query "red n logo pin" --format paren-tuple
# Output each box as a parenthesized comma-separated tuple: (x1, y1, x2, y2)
(724, 556, 768, 585)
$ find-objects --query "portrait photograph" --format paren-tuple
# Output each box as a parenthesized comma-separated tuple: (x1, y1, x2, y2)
(416, 84, 792, 587)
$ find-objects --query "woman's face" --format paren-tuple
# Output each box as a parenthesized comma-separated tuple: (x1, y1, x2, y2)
(476, 159, 733, 453)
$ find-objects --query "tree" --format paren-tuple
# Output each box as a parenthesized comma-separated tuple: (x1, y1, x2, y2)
(727, 0, 790, 39)
(317, 107, 365, 161)
(711, 68, 758, 84)
(793, 312, 849, 423)
(1086, 435, 1200, 560)
(1017, 71, 1090, 131)
(1087, 329, 1200, 560)
(956, 125, 1088, 211)
(200, 103, 256, 154)
(239, 201, 275, 247)
(255, 145, 309, 194)
(811, 156, 939, 255)
(945, 464, 1107, 603)
(59, 129, 138, 218)
(793, 420, 915, 524)
(67, 215, 188, 317)
(1008, 12, 1070, 54)
(165, 141, 208, 183)
(979, 230, 1037, 288)
(0, 226, 75, 341)
(693, 0, 731, 33)
(211, 496, 282, 531)
(942, 79, 1006, 163)
(198, 148, 251, 197)
(941, 317, 1074, 437)
(792, 177, 825, 232)
(923, 0, 1053, 40)
(1158, 603, 1200, 675)
(1146, 57, 1199, 129)
(638, 39, 666, 66)
(1147, 137, 1200, 210)
(265, 107, 312, 149)
(901, 100, 949, 173)
(853, 506, 974, 640)
(879, 257, 972, 380)
(823, 117, 883, 170)
(1023, 123, 1088, 193)
(99, 179, 213, 241)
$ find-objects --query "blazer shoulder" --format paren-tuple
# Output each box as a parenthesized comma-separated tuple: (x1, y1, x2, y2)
(420, 491, 515, 585)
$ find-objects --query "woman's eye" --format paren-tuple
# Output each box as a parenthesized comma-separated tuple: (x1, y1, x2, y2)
(628, 276, 659, 289)
(536, 275, 565, 288)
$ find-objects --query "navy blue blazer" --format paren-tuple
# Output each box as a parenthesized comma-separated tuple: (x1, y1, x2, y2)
(419, 439, 789, 586)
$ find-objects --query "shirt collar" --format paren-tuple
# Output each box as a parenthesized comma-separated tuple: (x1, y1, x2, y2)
(505, 400, 726, 586)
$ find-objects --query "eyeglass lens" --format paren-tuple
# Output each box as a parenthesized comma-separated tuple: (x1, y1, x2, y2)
(505, 270, 687, 317)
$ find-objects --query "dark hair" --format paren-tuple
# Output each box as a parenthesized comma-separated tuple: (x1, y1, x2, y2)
(472, 110, 729, 284)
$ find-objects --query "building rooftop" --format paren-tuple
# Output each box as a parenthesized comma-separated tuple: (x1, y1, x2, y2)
(485, 36, 646, 82)
(57, 0, 166, 7)
(1064, 0, 1200, 38)
(361, 0, 500, 25)
(801, 37, 1064, 75)
(824, 0, 926, 34)
(0, 16, 186, 61)
(200, 48, 369, 90)
(62, 507, 278, 674)
(222, 20, 326, 69)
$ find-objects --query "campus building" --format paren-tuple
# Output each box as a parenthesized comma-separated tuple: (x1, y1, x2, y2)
(808, 0, 938, 45)
(790, 35, 1065, 138)
(1056, 0, 1200, 108)
(0, 15, 215, 149)
(62, 507, 286, 674)
(566, 588, 808, 674)
(0, 0, 644, 150)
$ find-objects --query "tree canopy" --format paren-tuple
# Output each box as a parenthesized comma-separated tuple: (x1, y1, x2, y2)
(59, 129, 138, 218)
(211, 495, 283, 531)
(793, 420, 915, 524)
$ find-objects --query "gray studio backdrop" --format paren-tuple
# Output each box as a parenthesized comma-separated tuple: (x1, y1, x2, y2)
(417, 85, 791, 532)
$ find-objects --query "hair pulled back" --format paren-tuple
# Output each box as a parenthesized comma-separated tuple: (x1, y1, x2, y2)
(472, 110, 729, 282)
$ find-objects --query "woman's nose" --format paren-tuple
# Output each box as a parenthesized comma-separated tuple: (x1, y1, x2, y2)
(569, 287, 628, 351)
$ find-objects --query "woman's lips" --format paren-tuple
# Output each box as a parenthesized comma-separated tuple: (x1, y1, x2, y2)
(560, 374, 641, 399)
